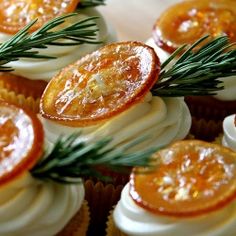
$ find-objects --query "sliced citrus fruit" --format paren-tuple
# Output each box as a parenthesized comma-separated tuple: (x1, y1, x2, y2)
(40, 42, 160, 127)
(0, 101, 44, 186)
(0, 0, 80, 34)
(153, 0, 236, 53)
(0, 72, 47, 99)
(130, 140, 236, 217)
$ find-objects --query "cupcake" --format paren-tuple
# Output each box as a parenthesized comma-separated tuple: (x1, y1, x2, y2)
(0, 0, 116, 110)
(38, 40, 194, 235)
(108, 140, 236, 236)
(0, 100, 89, 236)
(146, 0, 236, 121)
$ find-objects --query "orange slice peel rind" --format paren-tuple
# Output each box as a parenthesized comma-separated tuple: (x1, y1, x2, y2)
(40, 41, 160, 127)
(0, 0, 80, 34)
(130, 140, 236, 217)
(0, 101, 44, 186)
(153, 0, 236, 53)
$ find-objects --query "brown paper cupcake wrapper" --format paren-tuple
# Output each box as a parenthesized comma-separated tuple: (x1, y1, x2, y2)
(185, 96, 236, 121)
(84, 180, 124, 236)
(0, 88, 40, 113)
(106, 210, 127, 236)
(190, 117, 222, 141)
(57, 200, 90, 236)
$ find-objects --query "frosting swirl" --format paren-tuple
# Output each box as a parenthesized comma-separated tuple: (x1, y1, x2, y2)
(114, 184, 236, 236)
(222, 114, 236, 151)
(42, 93, 191, 150)
(0, 173, 84, 236)
(1, 8, 113, 82)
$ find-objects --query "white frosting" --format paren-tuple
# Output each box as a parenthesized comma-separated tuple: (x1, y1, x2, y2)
(41, 93, 191, 151)
(114, 184, 236, 236)
(1, 8, 115, 82)
(0, 173, 84, 236)
(145, 37, 236, 101)
(222, 114, 236, 151)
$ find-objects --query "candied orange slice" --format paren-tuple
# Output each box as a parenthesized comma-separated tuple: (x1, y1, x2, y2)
(0, 73, 47, 99)
(130, 140, 236, 217)
(40, 42, 160, 127)
(153, 0, 236, 53)
(0, 101, 44, 186)
(0, 0, 80, 34)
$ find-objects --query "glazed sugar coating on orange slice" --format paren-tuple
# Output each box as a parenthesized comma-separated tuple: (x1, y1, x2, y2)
(0, 101, 44, 186)
(40, 42, 160, 127)
(0, 0, 80, 34)
(130, 140, 236, 217)
(153, 0, 236, 53)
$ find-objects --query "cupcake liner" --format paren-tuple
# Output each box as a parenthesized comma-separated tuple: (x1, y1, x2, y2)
(57, 200, 90, 236)
(84, 180, 124, 236)
(0, 88, 40, 113)
(0, 73, 47, 99)
(185, 96, 236, 121)
(190, 116, 222, 141)
(106, 210, 127, 236)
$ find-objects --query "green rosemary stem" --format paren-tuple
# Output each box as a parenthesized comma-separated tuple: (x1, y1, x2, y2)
(31, 134, 157, 183)
(151, 36, 236, 97)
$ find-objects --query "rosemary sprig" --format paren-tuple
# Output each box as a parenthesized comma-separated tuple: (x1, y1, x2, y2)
(151, 35, 236, 96)
(78, 0, 106, 8)
(0, 13, 101, 71)
(31, 134, 157, 183)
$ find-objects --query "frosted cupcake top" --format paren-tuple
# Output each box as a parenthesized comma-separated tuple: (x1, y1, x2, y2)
(0, 173, 84, 236)
(1, 8, 112, 82)
(114, 140, 236, 236)
(148, 0, 236, 101)
(40, 41, 191, 151)
(0, 101, 84, 236)
(114, 184, 236, 236)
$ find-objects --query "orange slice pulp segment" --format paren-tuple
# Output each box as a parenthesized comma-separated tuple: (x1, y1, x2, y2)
(153, 0, 236, 53)
(0, 101, 44, 186)
(0, 0, 80, 34)
(130, 140, 236, 217)
(40, 41, 160, 127)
